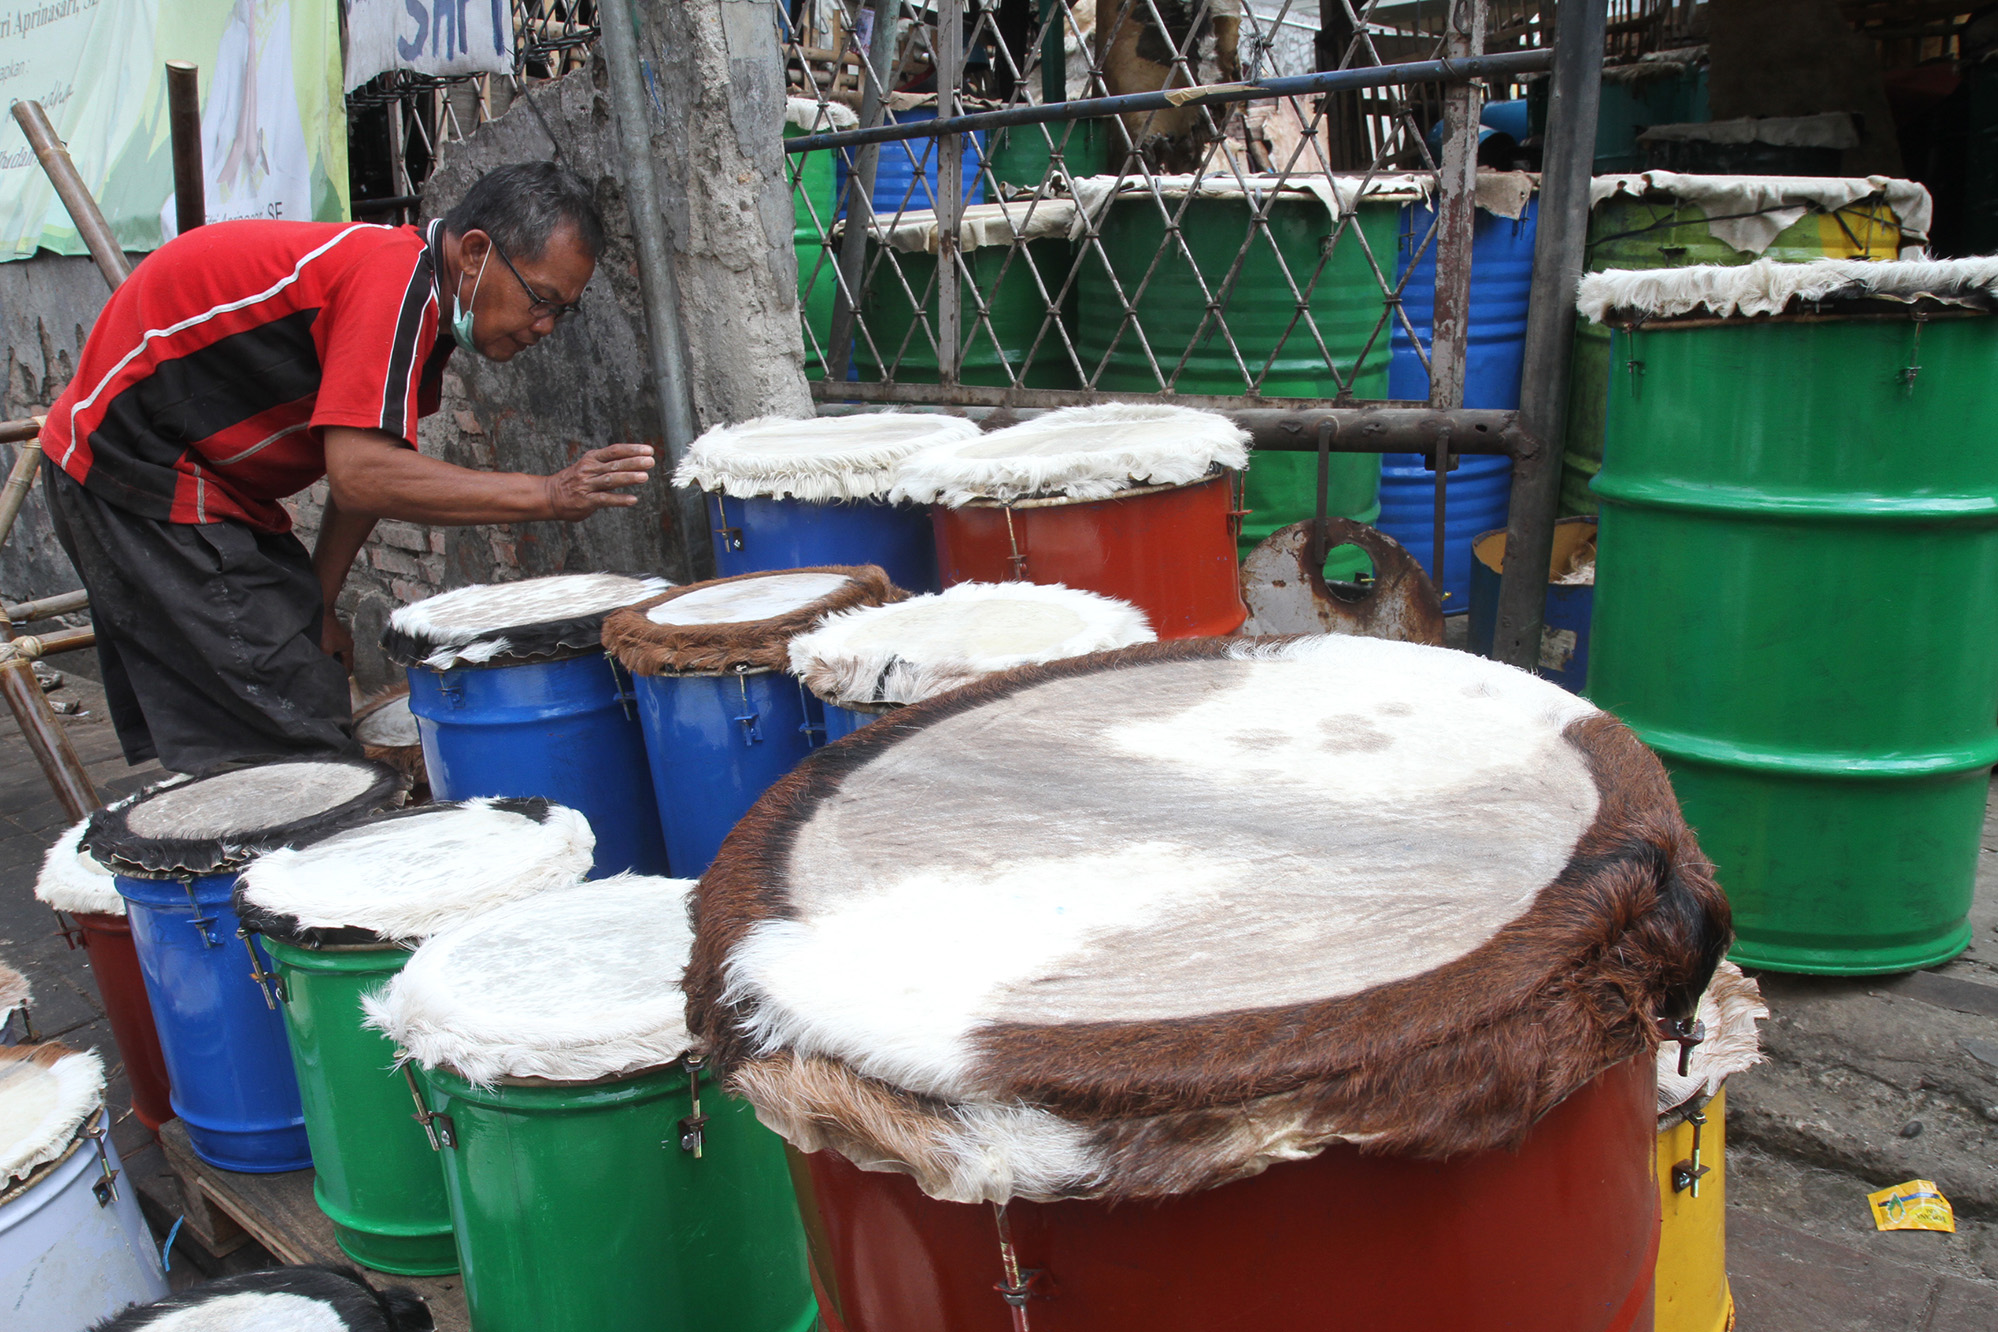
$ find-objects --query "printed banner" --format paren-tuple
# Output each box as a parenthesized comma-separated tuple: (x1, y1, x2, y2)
(0, 0, 347, 262)
(344, 0, 514, 93)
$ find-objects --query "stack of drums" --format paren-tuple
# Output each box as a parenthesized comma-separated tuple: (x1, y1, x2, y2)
(856, 198, 1079, 389)
(789, 580, 1156, 739)
(1560, 172, 1923, 515)
(368, 875, 815, 1332)
(0, 962, 24, 1045)
(232, 798, 595, 1274)
(1071, 174, 1404, 567)
(1654, 961, 1766, 1332)
(688, 632, 1732, 1330)
(785, 96, 854, 381)
(34, 818, 174, 1129)
(892, 402, 1250, 637)
(353, 689, 427, 800)
(602, 567, 903, 876)
(85, 757, 404, 1170)
(383, 573, 671, 878)
(0, 1044, 169, 1325)
(1582, 256, 1998, 974)
(676, 413, 979, 593)
(1383, 175, 1536, 610)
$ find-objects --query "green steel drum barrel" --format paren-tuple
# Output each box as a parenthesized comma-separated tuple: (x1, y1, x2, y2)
(1560, 176, 1919, 516)
(855, 200, 1079, 388)
(1583, 260, 1998, 974)
(1072, 176, 1397, 568)
(371, 876, 816, 1332)
(785, 98, 852, 381)
(233, 799, 598, 1274)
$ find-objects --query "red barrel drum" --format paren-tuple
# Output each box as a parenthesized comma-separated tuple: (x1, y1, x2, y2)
(929, 474, 1247, 638)
(800, 1055, 1658, 1332)
(69, 911, 174, 1131)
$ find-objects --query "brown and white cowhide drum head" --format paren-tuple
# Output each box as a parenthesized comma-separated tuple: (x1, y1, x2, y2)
(689, 634, 1731, 1206)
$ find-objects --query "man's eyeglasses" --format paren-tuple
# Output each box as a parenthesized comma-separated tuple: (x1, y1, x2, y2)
(490, 239, 584, 323)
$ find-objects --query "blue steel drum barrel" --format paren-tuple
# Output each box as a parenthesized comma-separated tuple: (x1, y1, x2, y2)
(1384, 190, 1535, 611)
(788, 580, 1158, 741)
(677, 414, 984, 594)
(85, 758, 404, 1171)
(383, 574, 673, 879)
(834, 104, 985, 221)
(604, 568, 904, 877)
(1468, 517, 1598, 694)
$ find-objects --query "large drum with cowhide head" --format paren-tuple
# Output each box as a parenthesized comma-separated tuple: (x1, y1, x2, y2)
(384, 572, 672, 878)
(689, 634, 1731, 1332)
(890, 404, 1251, 638)
(88, 757, 405, 1171)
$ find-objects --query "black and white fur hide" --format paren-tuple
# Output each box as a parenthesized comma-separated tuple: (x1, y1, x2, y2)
(89, 1264, 432, 1332)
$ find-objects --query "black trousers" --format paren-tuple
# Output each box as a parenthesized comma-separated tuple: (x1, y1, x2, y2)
(43, 466, 357, 772)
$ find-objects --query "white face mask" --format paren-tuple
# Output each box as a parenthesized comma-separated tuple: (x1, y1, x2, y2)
(450, 250, 490, 354)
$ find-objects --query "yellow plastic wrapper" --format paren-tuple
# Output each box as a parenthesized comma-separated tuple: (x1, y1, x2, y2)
(1867, 1179, 1956, 1233)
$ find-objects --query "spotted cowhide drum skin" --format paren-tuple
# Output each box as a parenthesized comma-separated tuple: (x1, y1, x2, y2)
(688, 634, 1731, 1206)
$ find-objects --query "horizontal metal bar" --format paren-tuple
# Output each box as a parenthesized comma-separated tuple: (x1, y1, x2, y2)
(815, 380, 1436, 414)
(0, 417, 44, 444)
(5, 590, 88, 623)
(814, 399, 1533, 456)
(784, 48, 1556, 154)
(0, 626, 96, 660)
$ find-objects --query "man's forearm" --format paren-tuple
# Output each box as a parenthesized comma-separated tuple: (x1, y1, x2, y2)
(324, 429, 556, 525)
(312, 495, 379, 608)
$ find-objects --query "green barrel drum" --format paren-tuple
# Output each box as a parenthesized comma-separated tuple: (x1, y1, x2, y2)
(985, 119, 1114, 192)
(264, 939, 455, 1274)
(856, 200, 1079, 388)
(1584, 273, 1998, 974)
(786, 98, 851, 381)
(233, 798, 598, 1274)
(373, 875, 816, 1332)
(1073, 178, 1395, 570)
(1560, 178, 1914, 516)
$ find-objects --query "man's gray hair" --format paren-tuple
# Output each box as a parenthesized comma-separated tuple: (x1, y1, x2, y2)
(443, 162, 607, 260)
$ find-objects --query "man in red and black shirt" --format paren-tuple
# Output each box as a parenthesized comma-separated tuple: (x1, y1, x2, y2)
(39, 162, 653, 771)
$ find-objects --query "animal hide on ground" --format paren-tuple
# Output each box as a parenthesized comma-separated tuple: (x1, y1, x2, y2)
(602, 567, 903, 676)
(87, 1264, 433, 1332)
(687, 634, 1731, 1205)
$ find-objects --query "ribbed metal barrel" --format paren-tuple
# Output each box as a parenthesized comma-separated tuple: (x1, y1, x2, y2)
(1384, 199, 1535, 608)
(1586, 313, 1998, 974)
(1075, 188, 1393, 567)
(786, 125, 837, 381)
(856, 240, 1077, 388)
(1560, 189, 1904, 515)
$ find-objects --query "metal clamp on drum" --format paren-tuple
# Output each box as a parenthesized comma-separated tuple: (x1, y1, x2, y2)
(85, 757, 405, 1173)
(382, 572, 673, 879)
(602, 566, 904, 876)
(368, 876, 816, 1332)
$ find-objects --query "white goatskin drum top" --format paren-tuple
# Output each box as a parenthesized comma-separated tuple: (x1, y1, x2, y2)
(1, 1044, 103, 1186)
(1576, 254, 1998, 323)
(603, 566, 903, 677)
(889, 402, 1250, 505)
(0, 963, 26, 1030)
(367, 875, 699, 1086)
(675, 412, 981, 502)
(236, 799, 595, 944)
(689, 634, 1731, 1205)
(354, 693, 420, 748)
(384, 572, 672, 669)
(86, 758, 404, 877)
(789, 582, 1155, 709)
(646, 571, 857, 627)
(1657, 960, 1767, 1125)
(35, 817, 124, 917)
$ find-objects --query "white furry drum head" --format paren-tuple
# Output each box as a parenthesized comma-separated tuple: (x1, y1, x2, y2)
(790, 582, 1156, 708)
(384, 573, 672, 669)
(0, 962, 27, 1025)
(1576, 255, 1998, 323)
(35, 817, 124, 916)
(889, 404, 1250, 505)
(0, 1044, 103, 1186)
(1657, 960, 1767, 1125)
(603, 566, 904, 676)
(236, 799, 595, 944)
(690, 635, 1732, 1205)
(354, 693, 419, 748)
(366, 875, 699, 1085)
(675, 413, 981, 502)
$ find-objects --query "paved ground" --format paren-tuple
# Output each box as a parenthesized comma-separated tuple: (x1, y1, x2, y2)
(4, 662, 1997, 1323)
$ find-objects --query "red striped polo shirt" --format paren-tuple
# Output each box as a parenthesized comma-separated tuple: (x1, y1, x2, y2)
(41, 217, 454, 533)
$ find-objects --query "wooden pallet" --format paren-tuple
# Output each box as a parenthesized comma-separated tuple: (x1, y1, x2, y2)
(159, 1120, 469, 1331)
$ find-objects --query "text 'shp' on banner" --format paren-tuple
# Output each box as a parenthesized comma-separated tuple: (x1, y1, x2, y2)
(345, 0, 514, 93)
(0, 0, 348, 264)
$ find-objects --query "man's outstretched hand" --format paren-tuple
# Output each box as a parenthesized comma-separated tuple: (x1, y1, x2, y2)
(543, 443, 656, 520)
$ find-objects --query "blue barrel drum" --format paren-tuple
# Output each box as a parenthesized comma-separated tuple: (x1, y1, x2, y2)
(85, 757, 404, 1170)
(383, 573, 672, 879)
(603, 567, 904, 876)
(675, 413, 982, 594)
